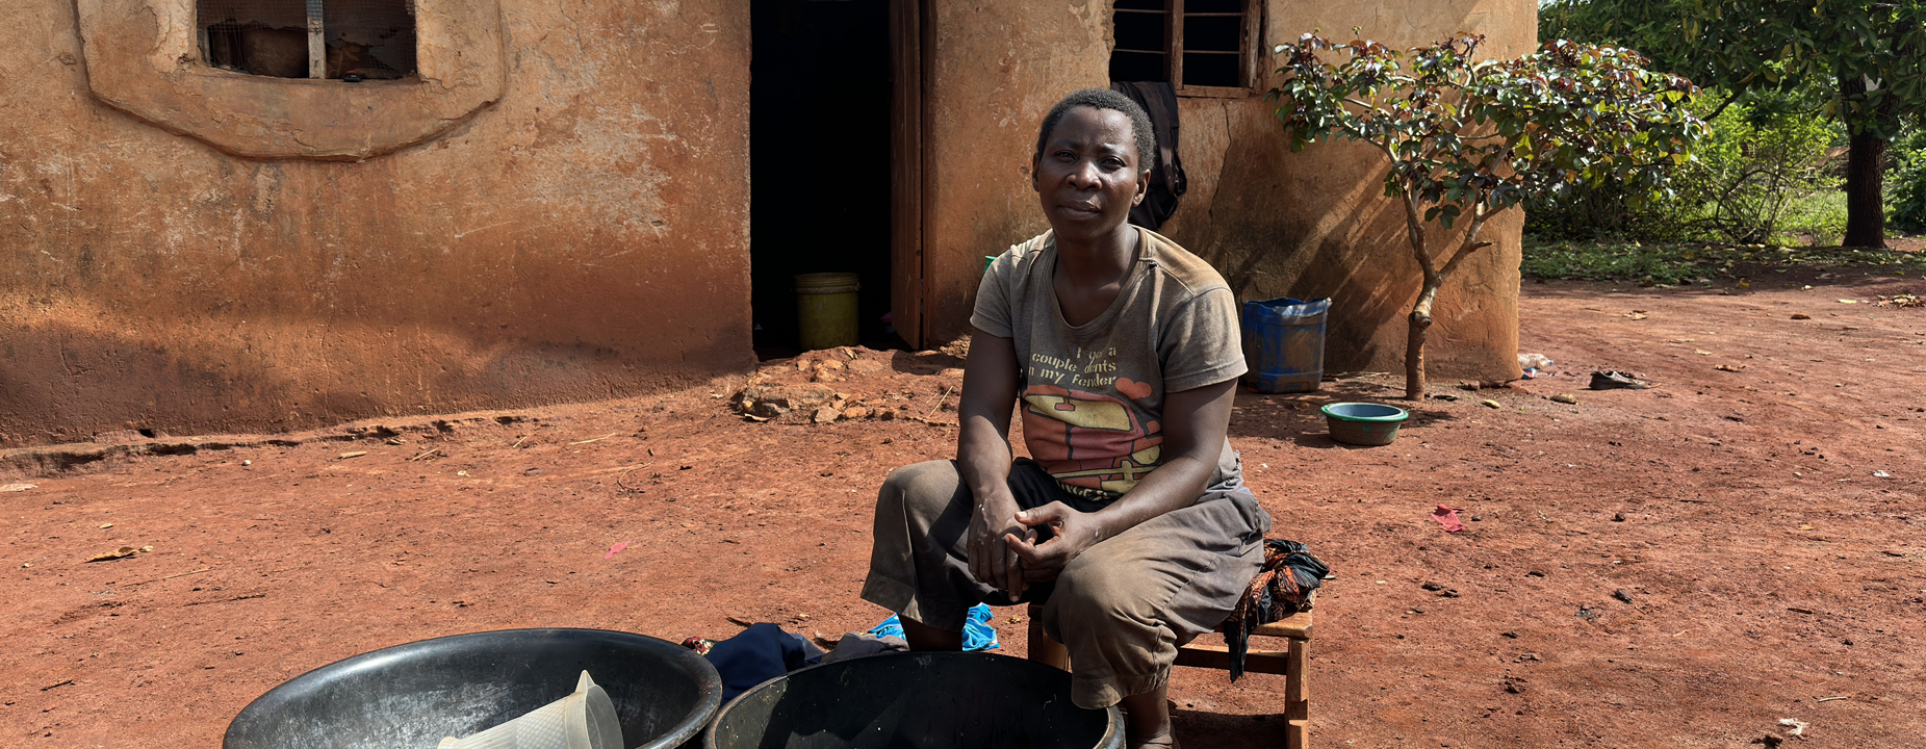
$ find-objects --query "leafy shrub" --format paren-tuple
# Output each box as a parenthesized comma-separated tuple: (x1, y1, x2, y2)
(1522, 177, 1697, 241)
(1684, 97, 1836, 243)
(1525, 89, 1839, 243)
(1892, 146, 1926, 233)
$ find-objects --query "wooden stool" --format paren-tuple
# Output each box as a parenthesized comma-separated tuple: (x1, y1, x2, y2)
(1026, 600, 1313, 749)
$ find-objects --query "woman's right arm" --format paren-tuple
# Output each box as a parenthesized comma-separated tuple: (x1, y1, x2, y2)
(956, 328, 1029, 596)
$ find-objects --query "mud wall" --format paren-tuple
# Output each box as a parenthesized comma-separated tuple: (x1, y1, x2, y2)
(923, 0, 1535, 382)
(918, 0, 1112, 341)
(0, 0, 753, 446)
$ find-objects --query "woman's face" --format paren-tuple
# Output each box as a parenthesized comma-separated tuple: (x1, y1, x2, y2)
(1031, 106, 1150, 243)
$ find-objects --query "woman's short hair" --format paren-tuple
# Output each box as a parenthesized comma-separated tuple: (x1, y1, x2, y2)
(1033, 88, 1156, 172)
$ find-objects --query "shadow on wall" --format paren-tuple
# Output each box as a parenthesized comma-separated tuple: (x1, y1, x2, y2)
(1272, 194, 1411, 373)
(0, 314, 745, 447)
(0, 144, 755, 448)
(0, 322, 301, 445)
(1167, 100, 1412, 374)
(1203, 182, 1410, 373)
(0, 207, 754, 447)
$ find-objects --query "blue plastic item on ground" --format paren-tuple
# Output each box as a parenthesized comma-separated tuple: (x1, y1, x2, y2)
(1241, 296, 1332, 393)
(868, 603, 1000, 651)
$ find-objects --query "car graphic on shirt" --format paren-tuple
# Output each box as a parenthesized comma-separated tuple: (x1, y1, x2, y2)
(1021, 385, 1163, 494)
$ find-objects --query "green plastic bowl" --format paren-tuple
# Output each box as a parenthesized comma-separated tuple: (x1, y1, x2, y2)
(1320, 402, 1410, 446)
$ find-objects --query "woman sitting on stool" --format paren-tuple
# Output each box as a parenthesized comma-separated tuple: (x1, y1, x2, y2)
(860, 88, 1271, 749)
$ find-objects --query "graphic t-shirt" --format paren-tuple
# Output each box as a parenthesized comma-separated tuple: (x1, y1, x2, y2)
(970, 227, 1247, 500)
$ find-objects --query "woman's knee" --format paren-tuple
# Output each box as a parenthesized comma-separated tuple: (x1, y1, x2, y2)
(876, 460, 961, 517)
(1051, 559, 1160, 628)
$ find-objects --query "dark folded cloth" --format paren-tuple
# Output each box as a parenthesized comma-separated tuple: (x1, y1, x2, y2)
(705, 623, 824, 702)
(1221, 539, 1330, 681)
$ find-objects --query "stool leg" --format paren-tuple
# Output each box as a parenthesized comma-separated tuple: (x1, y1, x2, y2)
(1025, 603, 1070, 671)
(1284, 637, 1308, 749)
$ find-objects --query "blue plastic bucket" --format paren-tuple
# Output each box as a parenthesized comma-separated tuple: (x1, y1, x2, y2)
(1240, 296, 1331, 393)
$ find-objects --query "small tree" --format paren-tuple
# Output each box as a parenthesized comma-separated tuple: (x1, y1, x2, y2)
(1273, 34, 1707, 399)
(1542, 0, 1926, 248)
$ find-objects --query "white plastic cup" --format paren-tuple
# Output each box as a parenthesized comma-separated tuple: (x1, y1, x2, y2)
(438, 671, 622, 749)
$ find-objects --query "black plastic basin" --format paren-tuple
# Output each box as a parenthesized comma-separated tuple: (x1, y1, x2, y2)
(224, 628, 722, 749)
(709, 652, 1122, 749)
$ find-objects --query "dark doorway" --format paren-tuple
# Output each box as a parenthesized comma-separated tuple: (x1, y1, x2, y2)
(751, 0, 896, 358)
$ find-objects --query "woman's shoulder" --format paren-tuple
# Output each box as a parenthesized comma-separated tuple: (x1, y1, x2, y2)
(1007, 231, 1054, 262)
(985, 231, 1054, 286)
(1138, 228, 1230, 296)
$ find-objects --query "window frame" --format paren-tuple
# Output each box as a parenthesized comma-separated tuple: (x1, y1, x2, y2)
(78, 0, 501, 160)
(194, 0, 417, 81)
(1111, 0, 1263, 99)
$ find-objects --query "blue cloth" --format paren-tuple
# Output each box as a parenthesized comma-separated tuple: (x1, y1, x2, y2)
(867, 602, 1000, 651)
(706, 623, 824, 702)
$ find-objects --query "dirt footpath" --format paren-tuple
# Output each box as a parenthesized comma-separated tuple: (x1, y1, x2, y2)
(3, 274, 1922, 749)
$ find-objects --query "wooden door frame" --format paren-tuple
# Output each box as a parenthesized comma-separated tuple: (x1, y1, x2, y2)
(889, 0, 931, 348)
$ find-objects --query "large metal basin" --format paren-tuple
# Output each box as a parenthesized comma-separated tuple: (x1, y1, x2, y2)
(224, 628, 722, 749)
(708, 652, 1122, 749)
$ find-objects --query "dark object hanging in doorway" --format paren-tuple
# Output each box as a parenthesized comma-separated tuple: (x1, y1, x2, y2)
(1110, 81, 1188, 231)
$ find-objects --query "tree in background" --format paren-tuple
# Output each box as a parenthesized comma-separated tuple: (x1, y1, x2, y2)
(1273, 34, 1705, 399)
(1541, 0, 1926, 248)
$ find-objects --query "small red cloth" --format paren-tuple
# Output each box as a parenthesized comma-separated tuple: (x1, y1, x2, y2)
(1431, 505, 1465, 533)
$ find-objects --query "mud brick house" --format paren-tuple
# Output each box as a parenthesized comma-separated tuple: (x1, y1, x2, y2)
(0, 0, 1533, 446)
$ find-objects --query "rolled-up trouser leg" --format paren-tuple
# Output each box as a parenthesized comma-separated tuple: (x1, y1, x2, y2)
(860, 460, 990, 632)
(1042, 490, 1267, 709)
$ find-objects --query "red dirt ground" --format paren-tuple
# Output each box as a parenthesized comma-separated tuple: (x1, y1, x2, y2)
(3, 273, 1923, 749)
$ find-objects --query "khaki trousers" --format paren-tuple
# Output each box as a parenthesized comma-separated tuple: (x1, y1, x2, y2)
(860, 458, 1270, 709)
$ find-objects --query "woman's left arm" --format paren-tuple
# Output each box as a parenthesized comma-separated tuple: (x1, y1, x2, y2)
(1004, 377, 1237, 578)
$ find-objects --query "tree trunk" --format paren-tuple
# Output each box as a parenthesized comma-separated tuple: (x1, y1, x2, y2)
(1398, 208, 1490, 402)
(1840, 73, 1890, 249)
(1843, 130, 1887, 248)
(1404, 276, 1441, 401)
(1404, 308, 1432, 401)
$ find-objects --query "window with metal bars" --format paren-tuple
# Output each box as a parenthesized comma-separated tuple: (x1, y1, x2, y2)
(1110, 0, 1259, 96)
(197, 0, 416, 80)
